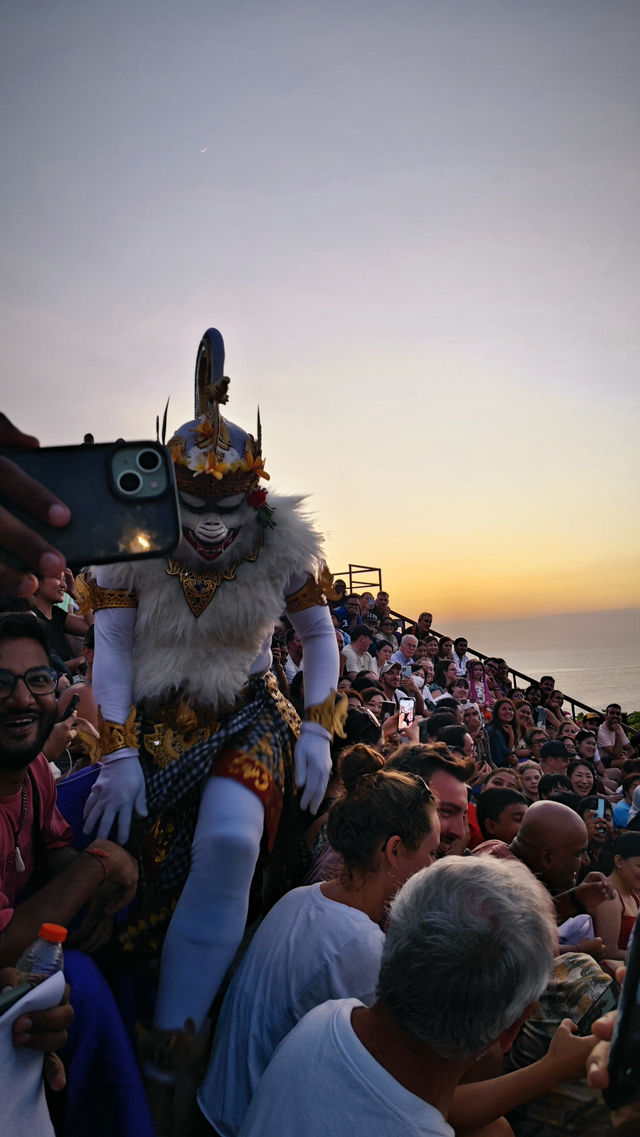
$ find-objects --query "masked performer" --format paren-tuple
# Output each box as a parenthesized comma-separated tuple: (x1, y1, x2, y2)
(81, 329, 341, 1069)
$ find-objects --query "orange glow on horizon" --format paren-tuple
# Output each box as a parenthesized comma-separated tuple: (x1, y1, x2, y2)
(327, 543, 640, 624)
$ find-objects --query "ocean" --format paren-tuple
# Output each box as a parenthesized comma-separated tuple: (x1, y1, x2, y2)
(449, 608, 640, 714)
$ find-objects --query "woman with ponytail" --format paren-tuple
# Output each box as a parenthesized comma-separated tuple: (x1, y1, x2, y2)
(198, 745, 439, 1136)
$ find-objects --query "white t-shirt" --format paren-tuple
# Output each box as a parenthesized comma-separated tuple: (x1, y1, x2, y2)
(198, 885, 384, 1136)
(597, 723, 629, 753)
(239, 998, 454, 1137)
(284, 654, 301, 682)
(342, 646, 374, 675)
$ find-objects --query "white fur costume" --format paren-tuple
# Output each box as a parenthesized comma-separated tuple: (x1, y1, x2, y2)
(82, 330, 340, 1043)
(93, 493, 327, 711)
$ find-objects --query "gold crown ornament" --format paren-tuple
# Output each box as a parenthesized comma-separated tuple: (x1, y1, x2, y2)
(164, 329, 270, 502)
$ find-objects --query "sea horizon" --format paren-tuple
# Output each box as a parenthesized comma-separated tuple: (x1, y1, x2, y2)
(433, 607, 640, 713)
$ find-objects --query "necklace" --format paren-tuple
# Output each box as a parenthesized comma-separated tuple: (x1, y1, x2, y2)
(10, 780, 28, 873)
(166, 532, 264, 617)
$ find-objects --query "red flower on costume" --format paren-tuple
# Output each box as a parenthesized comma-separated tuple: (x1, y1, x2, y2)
(247, 488, 268, 509)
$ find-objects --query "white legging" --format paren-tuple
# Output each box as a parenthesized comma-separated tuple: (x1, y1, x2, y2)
(153, 774, 265, 1032)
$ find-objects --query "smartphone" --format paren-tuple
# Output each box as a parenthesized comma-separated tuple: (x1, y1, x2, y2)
(0, 981, 34, 1016)
(398, 697, 415, 731)
(597, 798, 606, 818)
(59, 693, 80, 722)
(400, 664, 412, 679)
(3, 442, 180, 569)
(575, 980, 619, 1036)
(381, 700, 396, 723)
(604, 924, 640, 1109)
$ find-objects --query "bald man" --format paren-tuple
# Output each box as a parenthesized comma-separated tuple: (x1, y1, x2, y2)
(474, 800, 614, 922)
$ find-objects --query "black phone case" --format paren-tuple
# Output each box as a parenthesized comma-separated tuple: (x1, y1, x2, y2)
(3, 442, 181, 569)
(603, 930, 640, 1109)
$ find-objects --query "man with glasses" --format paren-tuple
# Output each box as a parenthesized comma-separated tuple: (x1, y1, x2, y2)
(0, 611, 154, 1134)
(391, 634, 418, 667)
(333, 593, 362, 634)
(524, 728, 549, 763)
(0, 612, 138, 969)
(377, 617, 399, 652)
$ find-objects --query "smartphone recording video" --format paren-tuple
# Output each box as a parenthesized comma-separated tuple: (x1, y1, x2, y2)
(604, 927, 640, 1109)
(398, 697, 415, 731)
(3, 441, 180, 568)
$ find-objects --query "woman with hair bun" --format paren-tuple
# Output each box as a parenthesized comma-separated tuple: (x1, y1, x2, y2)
(303, 709, 386, 880)
(198, 746, 439, 1136)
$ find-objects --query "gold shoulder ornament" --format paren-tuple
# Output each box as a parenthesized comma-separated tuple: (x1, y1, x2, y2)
(75, 572, 138, 615)
(285, 562, 338, 614)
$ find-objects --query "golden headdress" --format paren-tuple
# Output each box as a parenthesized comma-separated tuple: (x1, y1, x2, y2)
(167, 329, 269, 501)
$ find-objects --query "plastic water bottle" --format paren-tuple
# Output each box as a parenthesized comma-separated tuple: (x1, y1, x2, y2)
(15, 923, 67, 980)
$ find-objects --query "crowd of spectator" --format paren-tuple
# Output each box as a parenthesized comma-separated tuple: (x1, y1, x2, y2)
(1, 560, 639, 1136)
(255, 584, 640, 1135)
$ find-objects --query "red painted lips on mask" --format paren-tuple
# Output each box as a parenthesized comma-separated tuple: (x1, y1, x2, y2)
(183, 528, 238, 560)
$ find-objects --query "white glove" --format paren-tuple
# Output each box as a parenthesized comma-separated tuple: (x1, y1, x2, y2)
(294, 721, 332, 814)
(82, 753, 147, 845)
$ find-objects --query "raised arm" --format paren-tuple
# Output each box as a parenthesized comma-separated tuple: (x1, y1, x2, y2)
(450, 1019, 595, 1130)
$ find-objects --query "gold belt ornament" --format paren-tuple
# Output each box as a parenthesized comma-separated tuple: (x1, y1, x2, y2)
(142, 700, 223, 768)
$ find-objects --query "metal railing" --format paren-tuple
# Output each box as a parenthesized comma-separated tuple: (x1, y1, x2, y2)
(334, 563, 600, 720)
(333, 564, 383, 597)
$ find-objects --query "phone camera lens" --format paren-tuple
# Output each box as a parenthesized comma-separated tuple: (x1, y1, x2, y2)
(137, 449, 161, 472)
(118, 470, 143, 495)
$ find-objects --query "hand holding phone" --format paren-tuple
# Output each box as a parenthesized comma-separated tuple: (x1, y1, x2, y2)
(398, 697, 415, 731)
(2, 441, 180, 571)
(575, 980, 618, 1036)
(603, 937, 640, 1110)
(59, 693, 80, 722)
(0, 415, 70, 596)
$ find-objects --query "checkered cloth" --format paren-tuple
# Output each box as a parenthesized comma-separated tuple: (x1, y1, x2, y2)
(138, 674, 294, 893)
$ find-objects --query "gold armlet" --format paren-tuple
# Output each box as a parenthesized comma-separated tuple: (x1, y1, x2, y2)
(303, 690, 348, 739)
(75, 572, 138, 615)
(96, 705, 139, 761)
(285, 561, 337, 614)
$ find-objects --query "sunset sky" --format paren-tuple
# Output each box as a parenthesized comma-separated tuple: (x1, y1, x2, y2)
(2, 0, 639, 622)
